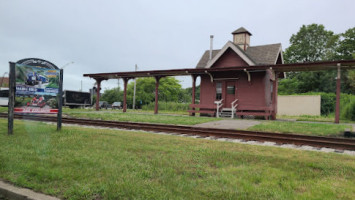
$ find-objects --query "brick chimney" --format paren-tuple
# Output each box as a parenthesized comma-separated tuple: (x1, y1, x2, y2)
(232, 27, 252, 51)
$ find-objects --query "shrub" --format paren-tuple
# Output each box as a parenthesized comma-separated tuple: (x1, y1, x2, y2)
(341, 97, 355, 121)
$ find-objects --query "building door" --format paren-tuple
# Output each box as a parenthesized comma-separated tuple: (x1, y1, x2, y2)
(224, 81, 236, 108)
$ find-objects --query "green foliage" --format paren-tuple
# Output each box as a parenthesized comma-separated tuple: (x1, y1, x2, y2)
(282, 24, 339, 94)
(281, 24, 355, 94)
(101, 87, 122, 104)
(142, 101, 189, 111)
(284, 24, 338, 63)
(334, 27, 355, 60)
(126, 77, 190, 108)
(348, 70, 355, 93)
(341, 97, 355, 121)
(185, 85, 200, 101)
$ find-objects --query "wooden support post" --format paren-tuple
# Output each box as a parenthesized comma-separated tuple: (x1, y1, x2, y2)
(154, 76, 160, 114)
(123, 78, 128, 113)
(8, 62, 15, 135)
(57, 69, 64, 131)
(271, 73, 278, 120)
(95, 79, 102, 111)
(335, 64, 341, 124)
(191, 75, 197, 116)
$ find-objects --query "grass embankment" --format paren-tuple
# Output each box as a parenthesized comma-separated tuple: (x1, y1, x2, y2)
(67, 112, 219, 125)
(1, 119, 355, 199)
(248, 121, 351, 137)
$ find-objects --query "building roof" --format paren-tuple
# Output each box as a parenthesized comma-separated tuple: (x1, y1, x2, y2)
(196, 43, 282, 68)
(231, 27, 252, 35)
(246, 43, 283, 65)
(83, 60, 355, 80)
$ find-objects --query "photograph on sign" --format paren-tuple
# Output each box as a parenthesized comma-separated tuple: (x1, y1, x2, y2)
(14, 63, 60, 114)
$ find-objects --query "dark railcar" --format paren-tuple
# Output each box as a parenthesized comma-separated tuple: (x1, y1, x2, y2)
(64, 90, 91, 108)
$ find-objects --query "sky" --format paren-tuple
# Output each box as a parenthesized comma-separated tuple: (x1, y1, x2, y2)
(1, 0, 354, 91)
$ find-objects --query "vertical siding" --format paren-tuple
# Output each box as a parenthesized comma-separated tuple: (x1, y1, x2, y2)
(200, 71, 268, 108)
(199, 48, 269, 109)
(199, 75, 215, 105)
(236, 72, 267, 108)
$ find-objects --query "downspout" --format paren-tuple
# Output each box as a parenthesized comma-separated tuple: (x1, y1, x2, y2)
(244, 69, 251, 82)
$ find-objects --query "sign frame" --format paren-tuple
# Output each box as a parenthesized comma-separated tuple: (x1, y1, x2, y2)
(7, 58, 64, 134)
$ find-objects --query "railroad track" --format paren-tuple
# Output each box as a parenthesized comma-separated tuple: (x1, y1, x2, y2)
(1, 113, 355, 151)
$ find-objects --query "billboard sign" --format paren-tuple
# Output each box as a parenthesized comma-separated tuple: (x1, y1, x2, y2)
(14, 63, 60, 114)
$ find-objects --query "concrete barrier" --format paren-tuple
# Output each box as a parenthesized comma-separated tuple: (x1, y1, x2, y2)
(278, 95, 321, 116)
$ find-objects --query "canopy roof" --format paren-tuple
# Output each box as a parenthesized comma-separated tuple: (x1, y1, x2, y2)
(83, 60, 355, 80)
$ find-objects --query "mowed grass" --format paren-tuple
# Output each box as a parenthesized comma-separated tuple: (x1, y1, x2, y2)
(0, 107, 7, 113)
(248, 121, 351, 137)
(67, 112, 220, 125)
(278, 114, 355, 123)
(63, 107, 189, 116)
(1, 119, 355, 199)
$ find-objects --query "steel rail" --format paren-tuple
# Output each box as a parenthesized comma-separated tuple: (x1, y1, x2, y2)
(1, 113, 355, 151)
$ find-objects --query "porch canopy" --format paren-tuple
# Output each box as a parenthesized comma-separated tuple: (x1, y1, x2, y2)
(83, 60, 355, 123)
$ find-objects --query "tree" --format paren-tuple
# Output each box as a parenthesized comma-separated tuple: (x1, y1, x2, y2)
(335, 27, 355, 93)
(126, 77, 188, 108)
(280, 24, 339, 94)
(185, 85, 200, 101)
(335, 27, 355, 60)
(101, 87, 122, 104)
(284, 24, 338, 63)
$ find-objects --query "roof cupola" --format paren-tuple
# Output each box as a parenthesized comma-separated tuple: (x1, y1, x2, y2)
(232, 27, 252, 51)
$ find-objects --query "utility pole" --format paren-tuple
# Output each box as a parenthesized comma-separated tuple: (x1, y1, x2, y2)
(80, 80, 82, 91)
(133, 64, 137, 109)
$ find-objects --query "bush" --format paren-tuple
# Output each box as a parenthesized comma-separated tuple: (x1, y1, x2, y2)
(341, 97, 355, 121)
(142, 101, 189, 111)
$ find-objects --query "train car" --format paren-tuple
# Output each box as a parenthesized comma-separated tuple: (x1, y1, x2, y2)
(26, 72, 38, 85)
(0, 88, 9, 107)
(26, 72, 48, 85)
(64, 90, 91, 108)
(38, 75, 48, 83)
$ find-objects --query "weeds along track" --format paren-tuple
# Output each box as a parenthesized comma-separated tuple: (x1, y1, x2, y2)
(1, 113, 355, 151)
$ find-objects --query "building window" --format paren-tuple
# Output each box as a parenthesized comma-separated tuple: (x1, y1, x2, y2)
(227, 85, 235, 94)
(216, 82, 222, 100)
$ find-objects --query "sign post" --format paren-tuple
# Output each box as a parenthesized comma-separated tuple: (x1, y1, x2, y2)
(7, 58, 63, 134)
(57, 69, 63, 131)
(8, 62, 15, 135)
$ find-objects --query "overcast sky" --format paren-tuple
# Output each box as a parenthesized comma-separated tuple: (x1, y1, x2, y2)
(1, 0, 354, 91)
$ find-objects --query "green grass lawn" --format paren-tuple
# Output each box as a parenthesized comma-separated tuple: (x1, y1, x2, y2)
(63, 107, 189, 115)
(67, 111, 220, 125)
(0, 107, 7, 113)
(248, 121, 351, 137)
(278, 114, 355, 124)
(0, 119, 355, 199)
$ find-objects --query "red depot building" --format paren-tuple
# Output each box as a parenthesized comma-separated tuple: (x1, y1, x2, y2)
(84, 27, 355, 123)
